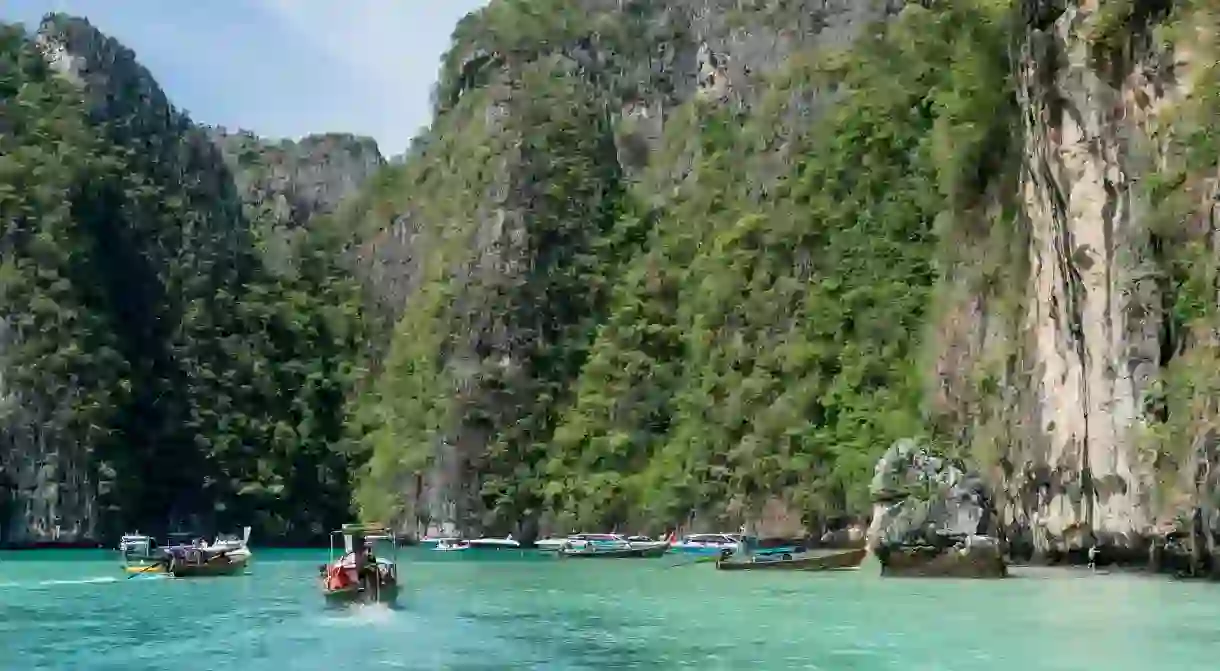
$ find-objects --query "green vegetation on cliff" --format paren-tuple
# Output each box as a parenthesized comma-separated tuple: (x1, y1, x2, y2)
(0, 18, 371, 543)
(16, 0, 1217, 547)
(349, 0, 1018, 535)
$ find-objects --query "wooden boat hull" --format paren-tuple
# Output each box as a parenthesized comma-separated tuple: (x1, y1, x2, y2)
(123, 563, 166, 574)
(321, 580, 400, 605)
(169, 556, 249, 578)
(716, 548, 867, 571)
(558, 544, 669, 559)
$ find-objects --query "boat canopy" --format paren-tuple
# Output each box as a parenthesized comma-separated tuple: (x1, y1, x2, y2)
(573, 534, 621, 541)
(337, 522, 389, 535)
(682, 534, 737, 543)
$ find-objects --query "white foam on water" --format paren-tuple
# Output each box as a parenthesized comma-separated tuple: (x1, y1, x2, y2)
(126, 573, 169, 582)
(317, 603, 398, 628)
(37, 576, 118, 587)
(0, 575, 120, 591)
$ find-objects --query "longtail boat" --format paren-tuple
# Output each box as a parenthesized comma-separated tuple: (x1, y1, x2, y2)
(119, 532, 165, 574)
(161, 528, 253, 577)
(716, 547, 867, 571)
(121, 527, 252, 577)
(320, 523, 400, 605)
(555, 533, 669, 558)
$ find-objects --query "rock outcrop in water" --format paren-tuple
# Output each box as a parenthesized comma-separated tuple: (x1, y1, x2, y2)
(866, 439, 1007, 578)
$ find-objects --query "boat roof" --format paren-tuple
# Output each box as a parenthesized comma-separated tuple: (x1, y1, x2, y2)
(333, 522, 391, 536)
(572, 534, 624, 540)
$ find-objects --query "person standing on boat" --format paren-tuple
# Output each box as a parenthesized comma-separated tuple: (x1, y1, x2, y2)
(359, 544, 380, 587)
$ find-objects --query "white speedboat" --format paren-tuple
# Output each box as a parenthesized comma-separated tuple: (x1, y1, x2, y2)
(556, 533, 668, 558)
(668, 533, 742, 556)
(623, 535, 671, 553)
(419, 535, 459, 549)
(467, 535, 521, 550)
(203, 526, 252, 563)
(534, 536, 572, 552)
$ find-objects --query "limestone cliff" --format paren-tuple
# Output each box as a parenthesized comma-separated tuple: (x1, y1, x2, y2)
(12, 0, 1220, 563)
(930, 0, 1220, 566)
(346, 0, 1220, 559)
(0, 16, 378, 545)
(343, 0, 942, 541)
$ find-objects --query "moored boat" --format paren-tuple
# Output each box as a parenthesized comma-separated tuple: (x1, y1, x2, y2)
(669, 533, 742, 556)
(556, 533, 670, 559)
(207, 527, 252, 555)
(419, 535, 458, 549)
(119, 532, 165, 574)
(623, 535, 671, 554)
(320, 523, 400, 606)
(161, 528, 253, 578)
(466, 535, 521, 550)
(715, 547, 867, 571)
(534, 536, 572, 552)
(435, 539, 471, 552)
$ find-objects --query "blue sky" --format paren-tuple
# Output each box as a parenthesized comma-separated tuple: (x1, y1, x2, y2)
(4, 0, 490, 155)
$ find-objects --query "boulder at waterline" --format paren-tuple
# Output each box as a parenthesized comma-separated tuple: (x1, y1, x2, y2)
(875, 534, 1007, 578)
(865, 438, 1007, 578)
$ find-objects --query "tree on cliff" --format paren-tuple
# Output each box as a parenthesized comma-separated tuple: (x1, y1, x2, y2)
(0, 18, 373, 544)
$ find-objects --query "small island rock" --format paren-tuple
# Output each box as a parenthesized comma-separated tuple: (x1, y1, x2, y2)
(865, 438, 1007, 578)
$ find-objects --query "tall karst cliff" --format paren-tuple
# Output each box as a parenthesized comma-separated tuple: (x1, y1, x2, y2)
(9, 0, 1220, 567)
(346, 0, 1220, 571)
(932, 0, 1220, 564)
(0, 15, 380, 545)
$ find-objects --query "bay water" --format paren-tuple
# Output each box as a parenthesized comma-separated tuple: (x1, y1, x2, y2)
(1, 549, 1217, 670)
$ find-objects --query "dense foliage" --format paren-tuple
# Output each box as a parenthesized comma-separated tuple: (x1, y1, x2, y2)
(0, 18, 368, 543)
(349, 0, 1018, 535)
(16, 0, 1213, 544)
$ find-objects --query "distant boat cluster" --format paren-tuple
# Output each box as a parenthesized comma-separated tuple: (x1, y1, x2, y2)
(419, 530, 859, 568)
(111, 523, 869, 612)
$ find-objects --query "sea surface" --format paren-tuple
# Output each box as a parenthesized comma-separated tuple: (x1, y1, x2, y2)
(1, 548, 1217, 670)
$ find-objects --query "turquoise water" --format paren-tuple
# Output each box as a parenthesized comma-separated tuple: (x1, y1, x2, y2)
(1, 549, 1218, 670)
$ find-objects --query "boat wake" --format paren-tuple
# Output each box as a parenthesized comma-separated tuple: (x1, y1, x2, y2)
(39, 576, 120, 587)
(320, 603, 398, 626)
(0, 576, 120, 590)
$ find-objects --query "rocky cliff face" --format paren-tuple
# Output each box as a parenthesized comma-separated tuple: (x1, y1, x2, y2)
(12, 0, 1220, 561)
(210, 129, 383, 232)
(344, 0, 912, 540)
(930, 0, 1220, 566)
(345, 0, 1220, 556)
(0, 16, 379, 545)
(209, 129, 383, 274)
